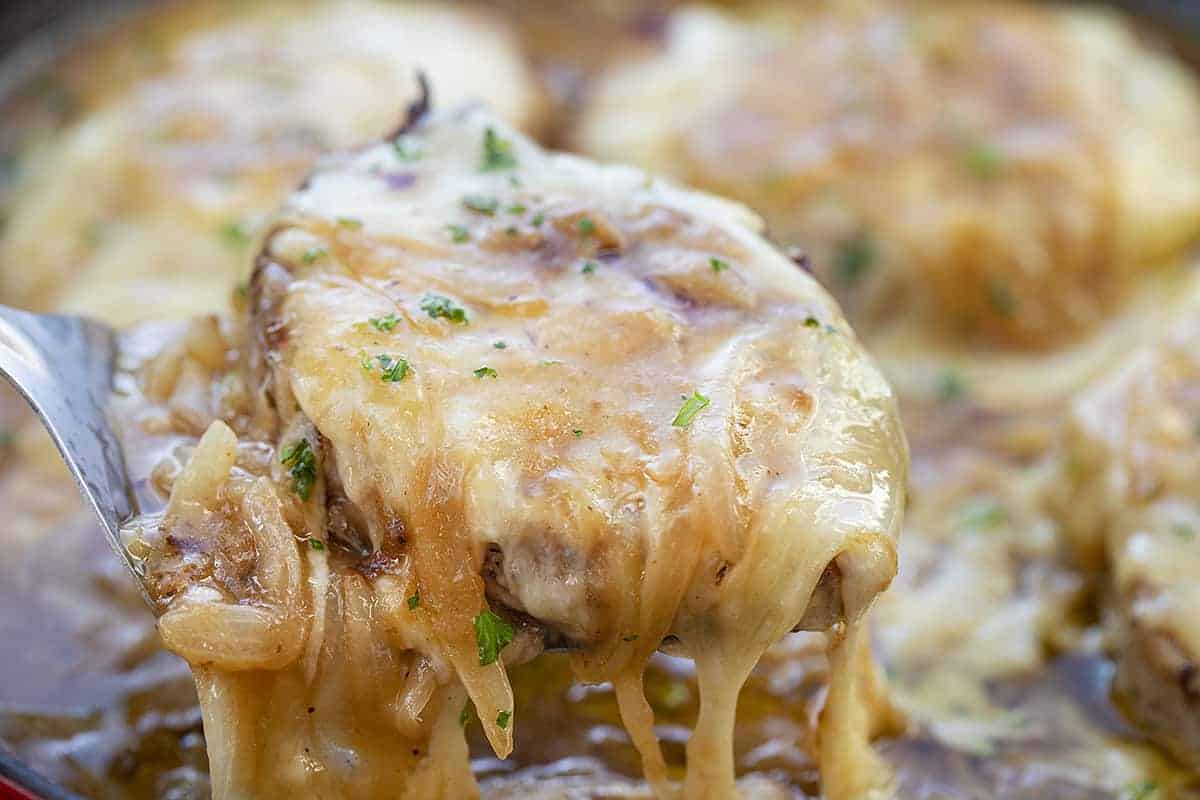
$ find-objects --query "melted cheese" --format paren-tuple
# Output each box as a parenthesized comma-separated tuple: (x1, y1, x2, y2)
(576, 1, 1200, 361)
(1058, 314, 1200, 767)
(0, 0, 540, 324)
(137, 108, 907, 798)
(1, 2, 1199, 799)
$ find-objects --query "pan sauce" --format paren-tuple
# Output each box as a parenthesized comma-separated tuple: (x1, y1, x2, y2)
(0, 1, 1198, 798)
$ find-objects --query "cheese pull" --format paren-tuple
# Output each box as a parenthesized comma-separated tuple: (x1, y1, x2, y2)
(135, 104, 908, 800)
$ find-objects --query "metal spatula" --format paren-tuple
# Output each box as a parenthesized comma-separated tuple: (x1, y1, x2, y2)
(0, 303, 148, 605)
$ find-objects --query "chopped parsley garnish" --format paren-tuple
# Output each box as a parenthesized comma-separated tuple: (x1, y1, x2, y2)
(710, 257, 729, 273)
(935, 369, 966, 403)
(578, 217, 596, 238)
(336, 217, 363, 230)
(474, 609, 515, 666)
(496, 710, 512, 729)
(505, 225, 519, 236)
(986, 281, 1017, 318)
(301, 247, 327, 265)
(572, 429, 583, 438)
(377, 355, 410, 383)
(310, 539, 325, 551)
(507, 203, 526, 215)
(219, 220, 250, 247)
(531, 212, 545, 227)
(474, 366, 498, 379)
(369, 313, 401, 332)
(581, 261, 597, 275)
(82, 220, 106, 248)
(420, 293, 469, 324)
(493, 340, 507, 349)
(804, 316, 821, 328)
(836, 233, 875, 287)
(280, 438, 317, 501)
(462, 194, 499, 215)
(407, 592, 420, 610)
(359, 350, 374, 371)
(623, 634, 639, 642)
(480, 127, 517, 171)
(1120, 780, 1160, 800)
(0, 153, 18, 185)
(959, 499, 1008, 532)
(672, 391, 710, 428)
(539, 359, 562, 367)
(964, 139, 1004, 180)
(446, 224, 470, 243)
(393, 136, 424, 161)
(460, 703, 473, 727)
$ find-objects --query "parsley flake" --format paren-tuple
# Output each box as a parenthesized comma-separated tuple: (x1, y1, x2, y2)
(531, 212, 545, 227)
(672, 391, 710, 428)
(301, 247, 327, 264)
(493, 340, 507, 349)
(474, 609, 515, 665)
(310, 539, 325, 551)
(480, 127, 517, 171)
(377, 355, 410, 383)
(572, 429, 583, 438)
(219, 220, 250, 248)
(393, 137, 424, 161)
(578, 217, 596, 237)
(1120, 781, 1160, 800)
(369, 314, 400, 332)
(336, 217, 363, 230)
(462, 194, 499, 215)
(407, 592, 420, 610)
(581, 261, 597, 275)
(82, 220, 105, 248)
(986, 281, 1017, 318)
(421, 294, 469, 325)
(280, 439, 317, 501)
(507, 203, 526, 215)
(446, 224, 470, 243)
(959, 499, 1008, 532)
(496, 710, 512, 729)
(836, 233, 875, 287)
(964, 139, 1004, 180)
(936, 369, 967, 403)
(474, 366, 498, 379)
(710, 257, 729, 273)
(460, 703, 473, 727)
(804, 316, 821, 328)
(623, 634, 639, 642)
